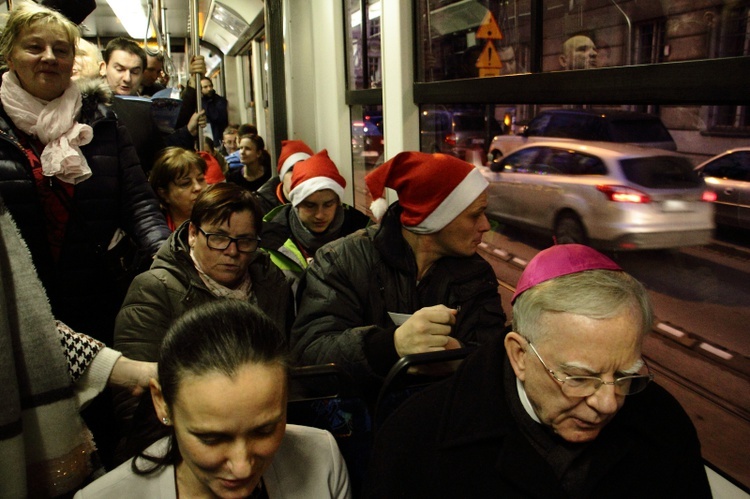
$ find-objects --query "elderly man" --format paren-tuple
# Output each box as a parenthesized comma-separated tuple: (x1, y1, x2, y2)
(364, 244, 711, 498)
(560, 33, 598, 70)
(291, 151, 507, 401)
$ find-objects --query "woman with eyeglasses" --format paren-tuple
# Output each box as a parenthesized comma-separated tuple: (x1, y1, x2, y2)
(112, 183, 294, 461)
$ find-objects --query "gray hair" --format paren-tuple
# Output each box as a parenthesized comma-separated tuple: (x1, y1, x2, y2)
(512, 269, 653, 343)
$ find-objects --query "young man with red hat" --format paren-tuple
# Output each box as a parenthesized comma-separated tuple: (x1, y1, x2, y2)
(256, 139, 314, 215)
(364, 244, 711, 498)
(291, 151, 507, 401)
(260, 150, 370, 292)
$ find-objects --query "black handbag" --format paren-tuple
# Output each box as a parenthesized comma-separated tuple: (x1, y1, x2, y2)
(101, 228, 139, 292)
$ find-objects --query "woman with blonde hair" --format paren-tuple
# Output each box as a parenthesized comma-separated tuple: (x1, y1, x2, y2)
(0, 1, 168, 344)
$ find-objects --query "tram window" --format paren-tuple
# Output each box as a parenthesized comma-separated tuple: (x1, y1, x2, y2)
(415, 1, 749, 82)
(351, 105, 384, 213)
(346, 0, 382, 90)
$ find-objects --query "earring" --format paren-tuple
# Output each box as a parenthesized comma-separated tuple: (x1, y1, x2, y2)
(162, 416, 171, 425)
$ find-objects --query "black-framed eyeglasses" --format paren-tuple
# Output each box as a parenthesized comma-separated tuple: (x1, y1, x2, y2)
(196, 226, 260, 253)
(525, 340, 653, 397)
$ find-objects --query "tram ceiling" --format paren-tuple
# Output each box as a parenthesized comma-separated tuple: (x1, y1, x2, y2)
(78, 0, 260, 55)
(80, 0, 199, 40)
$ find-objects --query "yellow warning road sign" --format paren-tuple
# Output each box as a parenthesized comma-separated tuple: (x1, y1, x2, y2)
(476, 11, 503, 40)
(476, 41, 502, 70)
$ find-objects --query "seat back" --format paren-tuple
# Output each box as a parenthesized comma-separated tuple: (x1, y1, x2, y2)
(287, 364, 371, 498)
(373, 348, 473, 432)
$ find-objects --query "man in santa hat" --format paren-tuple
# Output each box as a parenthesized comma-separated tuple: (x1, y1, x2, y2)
(291, 151, 507, 402)
(364, 244, 711, 498)
(256, 139, 315, 215)
(260, 149, 370, 293)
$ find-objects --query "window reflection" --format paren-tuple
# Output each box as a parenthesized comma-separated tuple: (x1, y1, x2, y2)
(419, 104, 505, 165)
(418, 0, 530, 81)
(346, 0, 382, 89)
(350, 105, 384, 213)
(415, 1, 749, 77)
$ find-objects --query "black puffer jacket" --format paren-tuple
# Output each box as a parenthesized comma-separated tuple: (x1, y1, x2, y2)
(291, 202, 508, 399)
(0, 77, 170, 343)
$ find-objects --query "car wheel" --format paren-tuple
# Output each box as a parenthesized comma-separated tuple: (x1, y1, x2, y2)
(554, 213, 587, 245)
(490, 150, 503, 163)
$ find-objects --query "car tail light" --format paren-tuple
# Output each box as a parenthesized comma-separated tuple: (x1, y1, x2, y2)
(702, 190, 717, 202)
(444, 134, 457, 146)
(596, 185, 651, 203)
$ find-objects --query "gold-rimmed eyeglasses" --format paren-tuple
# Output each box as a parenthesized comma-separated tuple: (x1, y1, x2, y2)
(525, 340, 653, 397)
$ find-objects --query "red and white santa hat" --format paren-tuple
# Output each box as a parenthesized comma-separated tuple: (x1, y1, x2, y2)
(289, 149, 346, 207)
(277, 139, 314, 178)
(365, 151, 488, 234)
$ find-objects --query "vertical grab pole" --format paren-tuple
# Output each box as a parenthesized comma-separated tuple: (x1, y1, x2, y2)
(190, 0, 204, 150)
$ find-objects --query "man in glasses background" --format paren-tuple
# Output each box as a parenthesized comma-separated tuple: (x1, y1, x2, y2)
(365, 244, 711, 498)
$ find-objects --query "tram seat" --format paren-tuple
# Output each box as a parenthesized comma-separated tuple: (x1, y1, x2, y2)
(373, 348, 474, 432)
(287, 364, 371, 497)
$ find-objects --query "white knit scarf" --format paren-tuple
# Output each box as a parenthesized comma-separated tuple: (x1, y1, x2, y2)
(0, 71, 93, 184)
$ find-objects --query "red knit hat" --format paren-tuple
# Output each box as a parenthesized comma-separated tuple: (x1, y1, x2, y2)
(289, 149, 346, 207)
(277, 140, 314, 178)
(365, 151, 488, 234)
(511, 244, 623, 304)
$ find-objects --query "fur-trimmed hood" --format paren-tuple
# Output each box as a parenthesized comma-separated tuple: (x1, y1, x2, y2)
(75, 77, 113, 105)
(74, 77, 116, 126)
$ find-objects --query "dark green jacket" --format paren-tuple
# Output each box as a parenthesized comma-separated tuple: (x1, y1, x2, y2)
(291, 202, 507, 400)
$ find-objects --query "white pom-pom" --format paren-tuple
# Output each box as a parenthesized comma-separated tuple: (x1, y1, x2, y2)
(369, 197, 389, 222)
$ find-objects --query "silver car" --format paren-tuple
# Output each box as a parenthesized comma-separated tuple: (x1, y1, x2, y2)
(481, 141, 715, 250)
(694, 147, 750, 230)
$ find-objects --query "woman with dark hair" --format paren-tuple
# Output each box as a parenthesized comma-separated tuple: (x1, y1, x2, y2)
(148, 146, 208, 231)
(227, 134, 271, 192)
(113, 183, 294, 452)
(76, 300, 351, 498)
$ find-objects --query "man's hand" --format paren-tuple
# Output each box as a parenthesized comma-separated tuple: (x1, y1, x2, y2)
(394, 304, 459, 357)
(188, 110, 207, 136)
(186, 55, 207, 87)
(108, 356, 158, 398)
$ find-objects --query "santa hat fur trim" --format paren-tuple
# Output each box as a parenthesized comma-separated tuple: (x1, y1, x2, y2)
(289, 149, 346, 207)
(366, 151, 488, 233)
(277, 140, 314, 177)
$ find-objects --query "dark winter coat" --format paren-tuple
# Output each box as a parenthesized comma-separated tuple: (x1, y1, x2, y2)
(202, 90, 229, 145)
(0, 77, 170, 343)
(364, 333, 712, 499)
(114, 221, 295, 362)
(256, 176, 284, 216)
(291, 202, 507, 399)
(260, 203, 371, 286)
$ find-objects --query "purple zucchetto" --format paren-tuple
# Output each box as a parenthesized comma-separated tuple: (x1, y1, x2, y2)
(511, 244, 623, 304)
